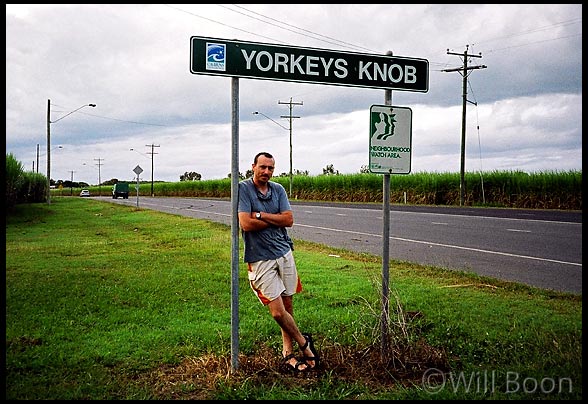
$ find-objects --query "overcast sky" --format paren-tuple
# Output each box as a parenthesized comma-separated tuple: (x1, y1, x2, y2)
(6, 4, 582, 184)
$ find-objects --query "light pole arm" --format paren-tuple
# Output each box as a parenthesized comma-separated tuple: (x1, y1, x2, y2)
(130, 148, 150, 159)
(252, 109, 297, 197)
(51, 103, 96, 123)
(252, 111, 288, 130)
(47, 100, 96, 204)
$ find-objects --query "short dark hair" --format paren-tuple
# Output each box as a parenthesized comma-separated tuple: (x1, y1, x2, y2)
(254, 152, 273, 164)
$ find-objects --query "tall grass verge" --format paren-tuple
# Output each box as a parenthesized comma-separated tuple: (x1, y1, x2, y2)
(52, 170, 582, 210)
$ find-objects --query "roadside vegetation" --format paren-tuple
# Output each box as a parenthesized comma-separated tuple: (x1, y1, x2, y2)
(5, 152, 47, 211)
(7, 152, 582, 211)
(5, 198, 582, 399)
(54, 170, 582, 210)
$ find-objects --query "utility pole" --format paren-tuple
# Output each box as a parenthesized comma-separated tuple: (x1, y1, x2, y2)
(278, 97, 303, 197)
(94, 158, 104, 197)
(36, 144, 40, 173)
(442, 45, 486, 206)
(146, 143, 160, 197)
(47, 99, 51, 204)
(68, 170, 75, 196)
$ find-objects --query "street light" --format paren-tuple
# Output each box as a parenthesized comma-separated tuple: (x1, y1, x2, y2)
(37, 145, 63, 173)
(252, 111, 288, 130)
(35, 145, 62, 173)
(47, 99, 96, 204)
(252, 111, 292, 195)
(130, 148, 148, 157)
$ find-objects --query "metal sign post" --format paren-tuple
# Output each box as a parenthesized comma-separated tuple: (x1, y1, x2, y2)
(133, 165, 143, 208)
(369, 99, 413, 359)
(369, 102, 413, 360)
(368, 50, 414, 360)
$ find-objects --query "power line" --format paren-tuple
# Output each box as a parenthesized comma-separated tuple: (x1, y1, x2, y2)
(168, 5, 580, 74)
(82, 113, 168, 127)
(166, 4, 377, 53)
(443, 18, 581, 58)
(223, 4, 377, 53)
(470, 17, 582, 47)
(483, 33, 582, 54)
(164, 4, 282, 44)
(468, 80, 486, 205)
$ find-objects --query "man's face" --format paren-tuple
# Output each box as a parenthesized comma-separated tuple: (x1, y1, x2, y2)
(253, 155, 275, 184)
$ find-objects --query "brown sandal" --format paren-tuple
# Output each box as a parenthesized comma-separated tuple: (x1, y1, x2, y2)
(300, 334, 320, 369)
(282, 352, 310, 372)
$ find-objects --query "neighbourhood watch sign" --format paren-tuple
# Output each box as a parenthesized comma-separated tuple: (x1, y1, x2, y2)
(369, 105, 412, 174)
(190, 36, 429, 92)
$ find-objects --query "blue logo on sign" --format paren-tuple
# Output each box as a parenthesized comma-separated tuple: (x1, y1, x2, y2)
(206, 43, 226, 71)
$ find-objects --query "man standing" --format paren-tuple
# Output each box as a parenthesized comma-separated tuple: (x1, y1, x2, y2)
(238, 152, 319, 372)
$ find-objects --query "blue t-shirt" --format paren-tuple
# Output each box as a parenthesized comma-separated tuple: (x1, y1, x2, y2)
(238, 178, 293, 262)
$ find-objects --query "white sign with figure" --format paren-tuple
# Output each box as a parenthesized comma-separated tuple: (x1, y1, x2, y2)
(369, 105, 412, 174)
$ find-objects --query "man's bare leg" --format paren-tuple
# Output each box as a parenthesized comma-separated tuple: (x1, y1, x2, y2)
(267, 295, 315, 369)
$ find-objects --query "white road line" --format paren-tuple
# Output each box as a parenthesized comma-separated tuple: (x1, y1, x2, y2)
(120, 200, 581, 267)
(294, 223, 581, 267)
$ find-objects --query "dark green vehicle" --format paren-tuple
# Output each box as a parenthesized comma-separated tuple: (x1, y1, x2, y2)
(112, 182, 129, 199)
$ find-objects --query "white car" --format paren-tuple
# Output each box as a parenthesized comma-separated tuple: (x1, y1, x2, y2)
(79, 189, 91, 197)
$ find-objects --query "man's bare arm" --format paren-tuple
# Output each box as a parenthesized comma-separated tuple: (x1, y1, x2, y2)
(238, 210, 293, 231)
(259, 210, 293, 228)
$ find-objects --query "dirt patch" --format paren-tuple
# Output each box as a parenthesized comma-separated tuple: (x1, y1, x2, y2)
(136, 335, 451, 399)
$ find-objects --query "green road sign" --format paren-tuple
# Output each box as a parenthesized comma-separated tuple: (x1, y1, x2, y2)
(369, 105, 412, 174)
(190, 36, 428, 92)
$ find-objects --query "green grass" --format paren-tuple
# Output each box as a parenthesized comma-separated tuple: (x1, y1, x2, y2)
(5, 197, 582, 399)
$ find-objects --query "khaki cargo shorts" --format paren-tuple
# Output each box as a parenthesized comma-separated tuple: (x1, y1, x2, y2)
(247, 250, 302, 305)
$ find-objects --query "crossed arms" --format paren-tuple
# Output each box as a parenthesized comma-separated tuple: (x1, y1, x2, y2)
(238, 210, 293, 232)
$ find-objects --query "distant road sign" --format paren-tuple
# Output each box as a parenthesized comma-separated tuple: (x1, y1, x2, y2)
(190, 36, 428, 92)
(369, 105, 412, 174)
(133, 165, 143, 175)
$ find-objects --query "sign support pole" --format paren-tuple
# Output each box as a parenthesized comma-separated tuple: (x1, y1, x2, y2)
(381, 51, 393, 361)
(133, 165, 143, 208)
(230, 77, 240, 372)
(136, 176, 140, 207)
(382, 170, 390, 360)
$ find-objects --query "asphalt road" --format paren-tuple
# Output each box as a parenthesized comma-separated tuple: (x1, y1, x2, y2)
(98, 196, 582, 295)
